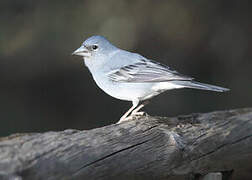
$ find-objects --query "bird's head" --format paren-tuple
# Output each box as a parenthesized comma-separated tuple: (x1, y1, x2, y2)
(72, 35, 116, 59)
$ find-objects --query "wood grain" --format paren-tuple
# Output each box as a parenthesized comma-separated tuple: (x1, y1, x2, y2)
(0, 108, 251, 180)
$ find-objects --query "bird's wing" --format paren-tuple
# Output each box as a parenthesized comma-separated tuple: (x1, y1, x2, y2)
(106, 59, 193, 83)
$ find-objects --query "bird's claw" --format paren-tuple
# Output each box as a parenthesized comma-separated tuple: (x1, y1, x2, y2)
(131, 111, 146, 116)
(117, 116, 134, 124)
(117, 111, 147, 124)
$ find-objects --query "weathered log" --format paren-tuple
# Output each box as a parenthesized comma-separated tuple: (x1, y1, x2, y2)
(0, 108, 252, 180)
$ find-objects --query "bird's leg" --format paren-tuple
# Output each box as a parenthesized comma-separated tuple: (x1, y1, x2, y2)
(117, 101, 139, 124)
(131, 100, 149, 116)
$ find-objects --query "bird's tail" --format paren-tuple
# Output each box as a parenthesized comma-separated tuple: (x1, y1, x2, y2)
(173, 80, 230, 92)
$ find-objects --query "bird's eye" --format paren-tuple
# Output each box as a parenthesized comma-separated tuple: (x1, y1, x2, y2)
(91, 45, 98, 50)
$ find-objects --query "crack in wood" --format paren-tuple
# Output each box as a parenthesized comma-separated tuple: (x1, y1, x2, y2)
(174, 134, 252, 172)
(0, 108, 251, 180)
(73, 135, 159, 175)
(193, 134, 252, 162)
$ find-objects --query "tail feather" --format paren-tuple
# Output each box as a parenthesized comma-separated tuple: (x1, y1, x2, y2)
(173, 81, 230, 92)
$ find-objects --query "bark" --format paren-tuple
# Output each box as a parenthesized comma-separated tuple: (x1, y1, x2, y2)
(0, 108, 252, 180)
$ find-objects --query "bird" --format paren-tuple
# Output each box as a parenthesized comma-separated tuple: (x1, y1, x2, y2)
(72, 35, 229, 123)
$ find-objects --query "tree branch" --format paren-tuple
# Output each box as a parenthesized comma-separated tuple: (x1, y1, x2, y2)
(0, 108, 252, 180)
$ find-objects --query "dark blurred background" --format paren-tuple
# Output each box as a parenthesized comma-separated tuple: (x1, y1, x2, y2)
(0, 0, 251, 136)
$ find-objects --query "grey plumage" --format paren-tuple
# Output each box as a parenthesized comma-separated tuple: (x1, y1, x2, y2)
(171, 81, 229, 92)
(73, 35, 229, 123)
(107, 59, 193, 83)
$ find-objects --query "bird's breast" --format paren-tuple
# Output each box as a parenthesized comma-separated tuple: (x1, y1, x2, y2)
(91, 72, 158, 101)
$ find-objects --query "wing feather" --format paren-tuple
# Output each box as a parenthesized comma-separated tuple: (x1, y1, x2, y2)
(107, 59, 193, 83)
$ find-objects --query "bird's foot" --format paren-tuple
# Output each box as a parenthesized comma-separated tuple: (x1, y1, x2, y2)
(131, 111, 146, 116)
(117, 112, 147, 124)
(117, 116, 134, 124)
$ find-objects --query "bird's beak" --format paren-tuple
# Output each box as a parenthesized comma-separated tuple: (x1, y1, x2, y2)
(72, 46, 91, 57)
